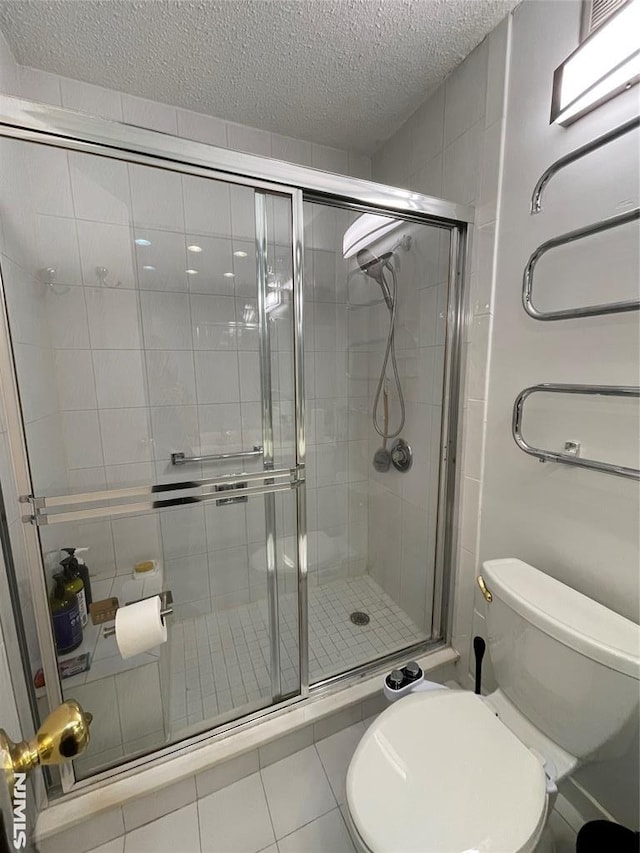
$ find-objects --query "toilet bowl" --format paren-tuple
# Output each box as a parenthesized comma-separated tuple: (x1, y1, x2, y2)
(347, 689, 549, 853)
(346, 558, 640, 853)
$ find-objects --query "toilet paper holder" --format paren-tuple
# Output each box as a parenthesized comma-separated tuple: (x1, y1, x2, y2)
(103, 590, 173, 638)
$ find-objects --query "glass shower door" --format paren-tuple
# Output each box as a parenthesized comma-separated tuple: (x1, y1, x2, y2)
(0, 135, 301, 781)
(302, 198, 450, 684)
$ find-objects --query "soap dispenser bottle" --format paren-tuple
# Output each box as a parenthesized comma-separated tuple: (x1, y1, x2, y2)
(60, 553, 88, 628)
(50, 574, 83, 654)
(62, 547, 92, 608)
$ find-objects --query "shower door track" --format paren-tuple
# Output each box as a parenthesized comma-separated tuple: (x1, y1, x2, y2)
(0, 94, 471, 797)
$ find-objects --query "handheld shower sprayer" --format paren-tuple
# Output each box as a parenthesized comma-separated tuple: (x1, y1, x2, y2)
(356, 248, 405, 472)
(356, 248, 406, 451)
(356, 248, 394, 310)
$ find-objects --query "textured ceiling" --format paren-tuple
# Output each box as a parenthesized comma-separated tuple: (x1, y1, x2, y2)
(0, 0, 517, 153)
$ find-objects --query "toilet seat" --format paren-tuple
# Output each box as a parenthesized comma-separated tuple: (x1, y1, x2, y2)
(346, 690, 548, 853)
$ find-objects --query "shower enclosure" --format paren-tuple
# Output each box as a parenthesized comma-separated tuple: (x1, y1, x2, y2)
(0, 95, 470, 794)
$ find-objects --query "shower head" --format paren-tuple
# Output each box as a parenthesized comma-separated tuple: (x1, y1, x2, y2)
(356, 248, 394, 310)
(356, 247, 392, 284)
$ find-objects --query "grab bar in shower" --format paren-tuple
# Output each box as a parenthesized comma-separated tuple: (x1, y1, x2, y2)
(171, 446, 263, 466)
(522, 207, 640, 321)
(530, 116, 640, 214)
(512, 383, 640, 480)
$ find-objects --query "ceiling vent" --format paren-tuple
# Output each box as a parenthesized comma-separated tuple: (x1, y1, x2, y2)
(581, 0, 630, 38)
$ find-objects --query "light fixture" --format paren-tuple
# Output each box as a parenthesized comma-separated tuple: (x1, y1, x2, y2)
(142, 265, 156, 271)
(185, 269, 198, 275)
(134, 238, 151, 247)
(551, 0, 640, 126)
(223, 272, 235, 278)
(233, 250, 248, 258)
(187, 244, 202, 253)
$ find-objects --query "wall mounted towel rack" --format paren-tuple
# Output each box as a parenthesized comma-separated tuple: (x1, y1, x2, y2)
(530, 116, 640, 214)
(522, 207, 640, 320)
(512, 383, 640, 480)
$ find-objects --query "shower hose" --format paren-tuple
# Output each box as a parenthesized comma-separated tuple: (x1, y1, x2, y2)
(372, 261, 405, 441)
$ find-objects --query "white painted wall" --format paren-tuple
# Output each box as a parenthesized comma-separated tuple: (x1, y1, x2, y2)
(478, 0, 639, 830)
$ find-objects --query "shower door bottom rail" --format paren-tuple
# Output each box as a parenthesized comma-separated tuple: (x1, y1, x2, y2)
(20, 465, 304, 525)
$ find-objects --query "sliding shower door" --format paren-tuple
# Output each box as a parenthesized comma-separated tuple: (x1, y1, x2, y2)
(302, 198, 451, 684)
(0, 135, 302, 781)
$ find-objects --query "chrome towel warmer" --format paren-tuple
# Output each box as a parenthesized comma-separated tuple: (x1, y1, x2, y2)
(525, 116, 640, 321)
(522, 207, 640, 320)
(512, 384, 640, 480)
(530, 115, 640, 214)
(515, 122, 640, 480)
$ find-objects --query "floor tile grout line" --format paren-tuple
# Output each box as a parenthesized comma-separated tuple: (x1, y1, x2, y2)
(194, 796, 204, 853)
(258, 768, 279, 848)
(335, 802, 355, 847)
(273, 804, 343, 845)
(313, 742, 341, 808)
(122, 788, 198, 835)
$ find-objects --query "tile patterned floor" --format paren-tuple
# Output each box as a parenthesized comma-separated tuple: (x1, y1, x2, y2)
(87, 717, 579, 853)
(169, 574, 426, 734)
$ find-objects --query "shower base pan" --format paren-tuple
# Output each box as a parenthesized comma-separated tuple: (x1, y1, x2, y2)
(169, 574, 427, 733)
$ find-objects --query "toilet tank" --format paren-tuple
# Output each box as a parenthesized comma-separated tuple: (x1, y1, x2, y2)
(482, 559, 640, 760)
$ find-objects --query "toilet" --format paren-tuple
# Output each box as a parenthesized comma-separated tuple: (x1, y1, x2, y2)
(346, 558, 640, 853)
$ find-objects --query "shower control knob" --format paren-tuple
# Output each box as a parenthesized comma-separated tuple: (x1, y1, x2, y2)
(402, 661, 423, 682)
(390, 438, 413, 473)
(386, 669, 405, 691)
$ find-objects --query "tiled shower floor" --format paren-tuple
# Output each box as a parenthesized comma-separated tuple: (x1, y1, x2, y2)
(169, 575, 426, 732)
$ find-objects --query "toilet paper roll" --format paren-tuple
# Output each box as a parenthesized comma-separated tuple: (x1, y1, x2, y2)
(115, 596, 167, 660)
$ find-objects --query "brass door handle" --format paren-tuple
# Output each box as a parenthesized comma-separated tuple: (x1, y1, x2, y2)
(0, 700, 92, 782)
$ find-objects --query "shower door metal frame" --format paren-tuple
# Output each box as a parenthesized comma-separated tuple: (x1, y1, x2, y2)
(0, 94, 472, 798)
(255, 190, 281, 701)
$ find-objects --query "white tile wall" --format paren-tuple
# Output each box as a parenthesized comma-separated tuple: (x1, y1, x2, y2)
(0, 41, 370, 623)
(121, 94, 178, 135)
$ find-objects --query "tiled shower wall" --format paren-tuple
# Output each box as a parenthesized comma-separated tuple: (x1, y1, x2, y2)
(3, 45, 369, 603)
(362, 224, 449, 632)
(302, 201, 449, 637)
(303, 202, 372, 589)
(0, 33, 371, 735)
(0, 27, 49, 814)
(7, 62, 372, 178)
(372, 18, 510, 658)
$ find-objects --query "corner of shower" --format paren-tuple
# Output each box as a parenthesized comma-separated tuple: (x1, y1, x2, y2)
(0, 94, 470, 797)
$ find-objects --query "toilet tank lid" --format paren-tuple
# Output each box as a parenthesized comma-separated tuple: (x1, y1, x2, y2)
(483, 559, 640, 679)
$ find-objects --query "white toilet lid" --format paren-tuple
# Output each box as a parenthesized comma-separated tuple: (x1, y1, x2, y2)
(347, 690, 547, 853)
